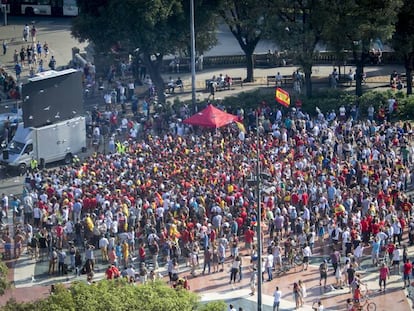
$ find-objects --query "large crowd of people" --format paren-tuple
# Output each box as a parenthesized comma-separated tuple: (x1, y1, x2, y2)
(1, 90, 413, 309)
(1, 24, 414, 310)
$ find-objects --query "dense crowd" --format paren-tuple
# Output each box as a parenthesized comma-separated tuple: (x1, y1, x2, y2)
(1, 57, 414, 308)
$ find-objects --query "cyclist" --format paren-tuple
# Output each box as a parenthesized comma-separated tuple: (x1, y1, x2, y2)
(353, 284, 362, 309)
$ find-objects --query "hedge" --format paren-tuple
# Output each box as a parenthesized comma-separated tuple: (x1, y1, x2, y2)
(173, 88, 414, 120)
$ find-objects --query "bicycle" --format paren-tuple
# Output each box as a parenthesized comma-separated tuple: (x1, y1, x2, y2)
(355, 286, 376, 311)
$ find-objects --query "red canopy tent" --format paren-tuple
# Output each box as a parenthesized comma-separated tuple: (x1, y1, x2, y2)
(183, 105, 238, 128)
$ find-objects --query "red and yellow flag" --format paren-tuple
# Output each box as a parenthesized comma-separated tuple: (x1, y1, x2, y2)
(235, 121, 246, 133)
(275, 87, 290, 107)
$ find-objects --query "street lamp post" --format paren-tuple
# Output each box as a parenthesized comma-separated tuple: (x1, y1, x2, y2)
(190, 0, 196, 111)
(1, 5, 7, 26)
(256, 112, 262, 311)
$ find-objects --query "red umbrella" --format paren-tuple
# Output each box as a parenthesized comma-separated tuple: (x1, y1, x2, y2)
(183, 105, 238, 128)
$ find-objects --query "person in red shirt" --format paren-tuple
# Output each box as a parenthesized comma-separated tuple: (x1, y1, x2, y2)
(360, 217, 370, 244)
(399, 217, 406, 241)
(386, 242, 395, 264)
(244, 226, 255, 250)
(371, 220, 380, 236)
(353, 284, 362, 307)
(379, 262, 390, 291)
(236, 216, 244, 234)
(138, 243, 146, 263)
(105, 264, 120, 280)
(181, 228, 190, 245)
(403, 259, 412, 288)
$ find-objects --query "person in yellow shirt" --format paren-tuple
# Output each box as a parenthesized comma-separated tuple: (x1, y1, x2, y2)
(122, 240, 129, 267)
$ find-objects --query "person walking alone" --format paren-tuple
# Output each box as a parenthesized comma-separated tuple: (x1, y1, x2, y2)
(273, 286, 282, 311)
(378, 262, 390, 292)
(2, 40, 7, 55)
(229, 255, 240, 284)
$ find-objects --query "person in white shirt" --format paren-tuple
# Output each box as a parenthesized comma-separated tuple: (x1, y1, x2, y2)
(33, 205, 42, 228)
(121, 117, 128, 137)
(99, 235, 109, 263)
(129, 126, 137, 139)
(275, 72, 282, 86)
(273, 286, 282, 311)
(312, 300, 324, 311)
(392, 245, 401, 275)
(265, 253, 274, 281)
(126, 264, 136, 282)
(302, 244, 312, 271)
(353, 242, 364, 267)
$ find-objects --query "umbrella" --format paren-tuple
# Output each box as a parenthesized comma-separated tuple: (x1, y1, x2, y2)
(183, 104, 238, 128)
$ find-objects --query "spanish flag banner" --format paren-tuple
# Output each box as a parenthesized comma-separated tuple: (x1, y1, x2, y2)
(275, 87, 290, 107)
(235, 121, 246, 133)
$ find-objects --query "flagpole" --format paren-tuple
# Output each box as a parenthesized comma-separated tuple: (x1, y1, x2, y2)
(256, 112, 262, 311)
(190, 0, 197, 112)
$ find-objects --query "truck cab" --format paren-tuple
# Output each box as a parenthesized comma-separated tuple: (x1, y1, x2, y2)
(1, 127, 32, 173)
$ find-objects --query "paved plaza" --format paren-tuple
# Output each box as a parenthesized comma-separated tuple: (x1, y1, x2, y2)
(0, 16, 412, 311)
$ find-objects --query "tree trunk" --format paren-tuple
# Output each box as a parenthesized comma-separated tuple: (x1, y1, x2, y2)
(303, 65, 312, 98)
(407, 68, 412, 95)
(142, 53, 166, 104)
(355, 61, 364, 97)
(353, 46, 369, 97)
(405, 55, 413, 95)
(245, 52, 254, 82)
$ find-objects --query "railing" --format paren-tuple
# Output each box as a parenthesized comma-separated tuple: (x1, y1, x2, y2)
(159, 51, 400, 72)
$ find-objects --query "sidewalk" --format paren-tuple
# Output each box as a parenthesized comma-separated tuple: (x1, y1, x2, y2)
(7, 240, 414, 310)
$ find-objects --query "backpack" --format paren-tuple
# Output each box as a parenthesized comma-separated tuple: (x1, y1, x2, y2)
(331, 229, 336, 239)
(319, 263, 327, 273)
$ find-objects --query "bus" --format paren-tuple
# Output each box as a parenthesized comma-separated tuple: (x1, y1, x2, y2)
(1, 0, 78, 17)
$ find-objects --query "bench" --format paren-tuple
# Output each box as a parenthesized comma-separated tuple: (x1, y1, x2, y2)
(266, 75, 293, 86)
(164, 82, 184, 94)
(231, 77, 243, 88)
(205, 77, 243, 92)
(399, 73, 413, 85)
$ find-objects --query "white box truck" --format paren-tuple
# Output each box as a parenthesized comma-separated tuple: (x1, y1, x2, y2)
(1, 116, 86, 173)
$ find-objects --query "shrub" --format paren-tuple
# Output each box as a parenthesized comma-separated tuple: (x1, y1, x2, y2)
(178, 87, 413, 119)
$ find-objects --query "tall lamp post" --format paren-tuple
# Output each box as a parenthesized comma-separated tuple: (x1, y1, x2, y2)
(1, 4, 7, 26)
(190, 0, 196, 111)
(255, 112, 263, 311)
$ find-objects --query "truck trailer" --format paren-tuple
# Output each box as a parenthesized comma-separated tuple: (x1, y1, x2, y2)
(1, 116, 86, 173)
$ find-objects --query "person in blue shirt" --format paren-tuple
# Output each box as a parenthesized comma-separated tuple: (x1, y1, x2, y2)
(115, 242, 122, 265)
(371, 237, 381, 266)
(14, 62, 22, 80)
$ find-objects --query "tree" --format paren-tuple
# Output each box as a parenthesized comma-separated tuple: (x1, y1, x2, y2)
(1, 281, 226, 311)
(267, 0, 331, 98)
(0, 261, 10, 296)
(392, 0, 414, 95)
(72, 0, 218, 104)
(218, 0, 272, 82)
(325, 0, 402, 97)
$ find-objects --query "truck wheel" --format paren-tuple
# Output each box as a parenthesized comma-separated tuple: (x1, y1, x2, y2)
(64, 153, 72, 165)
(18, 163, 27, 175)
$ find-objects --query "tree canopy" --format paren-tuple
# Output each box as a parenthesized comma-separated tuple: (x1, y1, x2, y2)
(218, 0, 272, 82)
(1, 281, 226, 311)
(392, 0, 414, 94)
(324, 0, 402, 96)
(72, 0, 219, 103)
(267, 0, 331, 97)
(0, 261, 9, 296)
